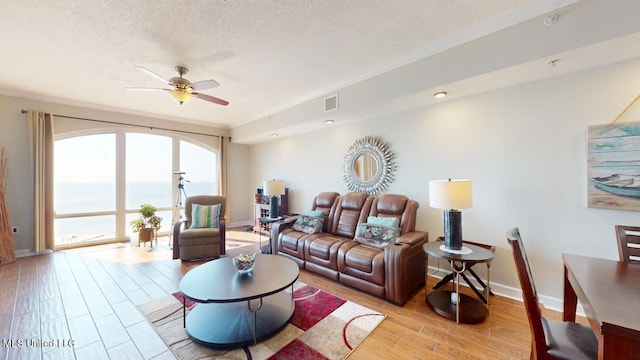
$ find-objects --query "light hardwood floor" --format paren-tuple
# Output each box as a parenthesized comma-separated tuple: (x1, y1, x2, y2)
(0, 229, 567, 360)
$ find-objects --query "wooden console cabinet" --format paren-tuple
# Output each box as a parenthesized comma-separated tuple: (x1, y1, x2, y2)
(253, 188, 288, 234)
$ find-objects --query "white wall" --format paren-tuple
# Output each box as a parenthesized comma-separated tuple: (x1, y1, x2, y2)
(247, 57, 640, 304)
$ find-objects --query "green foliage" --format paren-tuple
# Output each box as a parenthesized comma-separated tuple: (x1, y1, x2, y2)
(129, 203, 162, 232)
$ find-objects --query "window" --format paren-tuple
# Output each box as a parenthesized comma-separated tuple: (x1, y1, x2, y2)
(179, 140, 218, 196)
(54, 134, 116, 244)
(126, 133, 173, 237)
(53, 130, 218, 247)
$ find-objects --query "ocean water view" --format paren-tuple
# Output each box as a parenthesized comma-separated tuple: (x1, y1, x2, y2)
(55, 181, 215, 245)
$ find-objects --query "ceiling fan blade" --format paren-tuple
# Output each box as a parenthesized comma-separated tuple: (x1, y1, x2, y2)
(124, 87, 168, 91)
(194, 92, 229, 106)
(135, 66, 170, 85)
(191, 79, 220, 91)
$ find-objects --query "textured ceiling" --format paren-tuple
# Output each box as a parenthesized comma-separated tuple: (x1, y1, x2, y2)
(0, 0, 575, 130)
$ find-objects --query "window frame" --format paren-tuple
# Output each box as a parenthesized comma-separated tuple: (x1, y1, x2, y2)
(53, 127, 218, 248)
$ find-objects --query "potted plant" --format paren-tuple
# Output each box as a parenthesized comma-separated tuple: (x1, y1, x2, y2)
(130, 203, 162, 246)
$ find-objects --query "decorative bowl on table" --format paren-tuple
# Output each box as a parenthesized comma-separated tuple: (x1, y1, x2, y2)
(232, 253, 256, 273)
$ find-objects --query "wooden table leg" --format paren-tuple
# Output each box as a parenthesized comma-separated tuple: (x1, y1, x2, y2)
(563, 265, 577, 322)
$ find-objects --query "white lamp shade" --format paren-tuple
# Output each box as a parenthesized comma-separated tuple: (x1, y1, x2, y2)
(263, 180, 285, 196)
(429, 179, 472, 210)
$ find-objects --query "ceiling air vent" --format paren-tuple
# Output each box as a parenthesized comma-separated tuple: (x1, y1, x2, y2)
(324, 94, 338, 112)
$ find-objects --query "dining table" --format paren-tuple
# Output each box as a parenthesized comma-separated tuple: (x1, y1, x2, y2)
(562, 253, 640, 359)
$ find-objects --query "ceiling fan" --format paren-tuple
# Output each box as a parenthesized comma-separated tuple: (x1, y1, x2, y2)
(125, 65, 229, 106)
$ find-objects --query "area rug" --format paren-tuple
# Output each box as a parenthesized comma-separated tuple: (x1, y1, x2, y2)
(138, 282, 385, 360)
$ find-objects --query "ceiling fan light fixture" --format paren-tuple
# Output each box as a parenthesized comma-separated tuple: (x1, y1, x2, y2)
(170, 89, 193, 104)
(129, 65, 228, 106)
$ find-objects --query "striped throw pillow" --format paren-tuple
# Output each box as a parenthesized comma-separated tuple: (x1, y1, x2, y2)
(191, 203, 221, 229)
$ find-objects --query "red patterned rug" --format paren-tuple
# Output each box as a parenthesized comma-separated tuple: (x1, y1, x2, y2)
(141, 282, 385, 359)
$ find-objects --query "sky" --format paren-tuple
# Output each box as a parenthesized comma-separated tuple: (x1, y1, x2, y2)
(54, 133, 215, 183)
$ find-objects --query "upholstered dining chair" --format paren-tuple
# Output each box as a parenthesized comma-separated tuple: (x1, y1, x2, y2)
(615, 225, 640, 264)
(173, 195, 226, 261)
(506, 227, 597, 360)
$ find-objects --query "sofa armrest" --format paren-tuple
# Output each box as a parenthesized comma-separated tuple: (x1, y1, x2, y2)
(384, 230, 428, 305)
(394, 230, 427, 246)
(270, 216, 298, 253)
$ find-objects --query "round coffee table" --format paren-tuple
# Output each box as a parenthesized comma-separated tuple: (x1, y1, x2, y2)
(179, 254, 299, 349)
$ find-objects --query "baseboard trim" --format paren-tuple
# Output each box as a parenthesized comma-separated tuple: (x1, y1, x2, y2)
(15, 248, 53, 258)
(229, 220, 253, 228)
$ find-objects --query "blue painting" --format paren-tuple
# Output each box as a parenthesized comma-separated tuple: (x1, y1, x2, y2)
(588, 121, 640, 211)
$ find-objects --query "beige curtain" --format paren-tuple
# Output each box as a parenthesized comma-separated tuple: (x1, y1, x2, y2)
(28, 110, 54, 252)
(217, 135, 227, 196)
(218, 136, 228, 220)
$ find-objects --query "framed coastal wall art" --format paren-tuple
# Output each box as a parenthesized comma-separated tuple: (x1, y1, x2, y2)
(587, 121, 640, 211)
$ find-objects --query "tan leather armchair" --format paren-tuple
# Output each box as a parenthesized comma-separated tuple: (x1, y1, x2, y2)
(172, 195, 226, 261)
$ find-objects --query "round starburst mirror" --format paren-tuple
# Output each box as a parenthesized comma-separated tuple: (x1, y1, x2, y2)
(343, 136, 396, 195)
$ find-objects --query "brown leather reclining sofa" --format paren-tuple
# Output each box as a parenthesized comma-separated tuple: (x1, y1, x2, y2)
(271, 191, 428, 305)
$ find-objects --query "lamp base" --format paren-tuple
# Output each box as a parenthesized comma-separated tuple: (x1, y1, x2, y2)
(444, 210, 463, 250)
(269, 196, 279, 218)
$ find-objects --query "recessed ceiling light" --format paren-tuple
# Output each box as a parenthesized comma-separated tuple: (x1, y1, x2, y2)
(325, 119, 334, 124)
(271, 132, 278, 137)
(433, 91, 447, 99)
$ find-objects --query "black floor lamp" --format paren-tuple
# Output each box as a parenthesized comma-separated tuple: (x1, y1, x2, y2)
(429, 179, 472, 251)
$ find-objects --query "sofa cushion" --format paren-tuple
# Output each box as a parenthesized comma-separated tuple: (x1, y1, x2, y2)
(305, 210, 325, 218)
(367, 216, 399, 228)
(191, 203, 221, 229)
(338, 241, 385, 290)
(292, 215, 324, 234)
(355, 223, 400, 248)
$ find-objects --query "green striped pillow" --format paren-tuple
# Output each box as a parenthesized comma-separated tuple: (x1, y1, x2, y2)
(191, 203, 221, 229)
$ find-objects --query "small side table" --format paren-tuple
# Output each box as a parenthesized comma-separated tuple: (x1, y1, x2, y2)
(257, 217, 282, 254)
(423, 241, 494, 324)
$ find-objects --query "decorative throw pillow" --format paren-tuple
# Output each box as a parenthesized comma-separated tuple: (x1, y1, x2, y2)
(305, 210, 325, 218)
(367, 216, 400, 228)
(355, 223, 401, 248)
(191, 203, 221, 229)
(292, 215, 324, 234)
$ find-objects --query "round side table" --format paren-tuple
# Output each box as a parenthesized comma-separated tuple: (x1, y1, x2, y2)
(423, 241, 493, 324)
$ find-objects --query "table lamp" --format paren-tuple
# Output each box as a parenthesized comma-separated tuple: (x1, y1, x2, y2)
(429, 179, 472, 250)
(263, 179, 285, 218)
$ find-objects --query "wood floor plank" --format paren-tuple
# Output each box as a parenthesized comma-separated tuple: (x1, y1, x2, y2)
(42, 346, 75, 360)
(61, 294, 89, 320)
(14, 290, 39, 316)
(94, 314, 130, 350)
(1, 230, 567, 359)
(39, 297, 66, 322)
(111, 300, 145, 328)
(84, 294, 115, 320)
(126, 320, 169, 359)
(100, 283, 129, 305)
(74, 340, 109, 360)
(106, 340, 143, 360)
(40, 317, 71, 350)
(67, 313, 101, 349)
